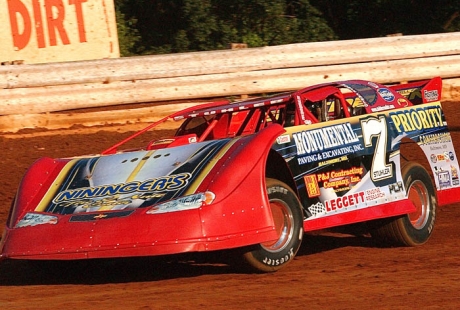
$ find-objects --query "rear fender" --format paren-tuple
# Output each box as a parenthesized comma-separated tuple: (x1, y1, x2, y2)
(398, 137, 460, 206)
(387, 77, 459, 204)
(390, 76, 442, 105)
(420, 76, 442, 103)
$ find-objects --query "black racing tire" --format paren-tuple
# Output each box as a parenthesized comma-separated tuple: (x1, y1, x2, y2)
(371, 162, 437, 246)
(242, 178, 304, 272)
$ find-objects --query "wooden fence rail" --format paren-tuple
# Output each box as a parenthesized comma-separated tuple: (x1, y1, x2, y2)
(0, 32, 459, 132)
(2, 32, 460, 89)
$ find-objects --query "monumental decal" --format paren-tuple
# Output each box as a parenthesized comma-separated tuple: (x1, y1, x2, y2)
(2, 0, 119, 64)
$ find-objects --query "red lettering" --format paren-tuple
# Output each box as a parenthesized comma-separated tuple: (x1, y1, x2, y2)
(45, 0, 70, 46)
(8, 0, 89, 50)
(325, 200, 333, 212)
(337, 197, 343, 209)
(8, 0, 32, 50)
(356, 192, 365, 203)
(32, 0, 46, 48)
(69, 0, 87, 42)
(343, 196, 349, 207)
(325, 192, 366, 213)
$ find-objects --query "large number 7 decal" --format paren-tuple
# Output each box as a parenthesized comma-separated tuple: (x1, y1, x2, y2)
(361, 116, 393, 182)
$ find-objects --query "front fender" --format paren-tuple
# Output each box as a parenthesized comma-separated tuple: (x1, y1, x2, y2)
(196, 124, 286, 246)
(7, 157, 71, 228)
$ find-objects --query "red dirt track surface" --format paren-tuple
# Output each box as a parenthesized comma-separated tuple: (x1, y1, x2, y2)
(1, 102, 460, 309)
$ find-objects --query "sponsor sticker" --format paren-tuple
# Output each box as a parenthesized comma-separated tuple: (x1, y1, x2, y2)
(378, 88, 395, 102)
(277, 135, 291, 144)
(397, 98, 409, 107)
(293, 122, 362, 165)
(451, 166, 459, 185)
(304, 174, 320, 197)
(438, 170, 451, 188)
(424, 90, 439, 102)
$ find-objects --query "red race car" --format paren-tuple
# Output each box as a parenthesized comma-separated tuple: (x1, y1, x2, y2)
(1, 77, 459, 272)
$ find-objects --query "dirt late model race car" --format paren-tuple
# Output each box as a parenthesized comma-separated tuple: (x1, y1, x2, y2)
(1, 77, 459, 272)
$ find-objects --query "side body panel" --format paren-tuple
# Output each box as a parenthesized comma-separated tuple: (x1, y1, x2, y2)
(272, 101, 460, 231)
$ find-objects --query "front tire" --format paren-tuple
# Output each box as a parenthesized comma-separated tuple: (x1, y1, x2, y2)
(371, 162, 437, 246)
(242, 178, 304, 272)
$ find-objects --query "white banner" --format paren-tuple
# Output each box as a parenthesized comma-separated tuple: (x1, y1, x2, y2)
(1, 0, 119, 64)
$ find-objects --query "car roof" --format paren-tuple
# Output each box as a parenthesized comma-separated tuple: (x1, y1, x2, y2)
(172, 92, 293, 121)
(171, 79, 408, 121)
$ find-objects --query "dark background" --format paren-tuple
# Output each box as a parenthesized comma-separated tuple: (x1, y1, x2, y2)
(114, 0, 460, 56)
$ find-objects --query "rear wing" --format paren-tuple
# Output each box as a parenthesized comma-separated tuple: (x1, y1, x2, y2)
(389, 76, 442, 105)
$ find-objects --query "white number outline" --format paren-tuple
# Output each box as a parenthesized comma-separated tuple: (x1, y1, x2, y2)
(361, 116, 393, 182)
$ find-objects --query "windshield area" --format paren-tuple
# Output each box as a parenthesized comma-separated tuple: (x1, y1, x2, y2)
(176, 115, 215, 137)
(175, 103, 294, 142)
(345, 83, 378, 106)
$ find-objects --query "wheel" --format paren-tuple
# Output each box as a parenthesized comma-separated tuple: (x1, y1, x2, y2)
(371, 162, 437, 246)
(242, 178, 304, 272)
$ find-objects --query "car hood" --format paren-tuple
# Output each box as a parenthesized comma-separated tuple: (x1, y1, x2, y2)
(33, 139, 232, 215)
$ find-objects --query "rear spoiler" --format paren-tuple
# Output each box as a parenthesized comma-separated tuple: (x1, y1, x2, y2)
(389, 76, 442, 104)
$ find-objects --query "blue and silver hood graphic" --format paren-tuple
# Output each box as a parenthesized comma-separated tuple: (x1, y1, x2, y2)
(39, 140, 230, 215)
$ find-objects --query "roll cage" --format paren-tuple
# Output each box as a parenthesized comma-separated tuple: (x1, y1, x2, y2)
(102, 78, 439, 155)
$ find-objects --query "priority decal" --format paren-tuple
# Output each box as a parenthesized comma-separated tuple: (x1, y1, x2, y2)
(389, 106, 444, 133)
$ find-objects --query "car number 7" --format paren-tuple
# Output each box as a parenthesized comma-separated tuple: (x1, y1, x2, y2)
(361, 116, 393, 182)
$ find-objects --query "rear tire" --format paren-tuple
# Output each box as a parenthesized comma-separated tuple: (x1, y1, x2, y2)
(242, 178, 304, 272)
(371, 162, 437, 246)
